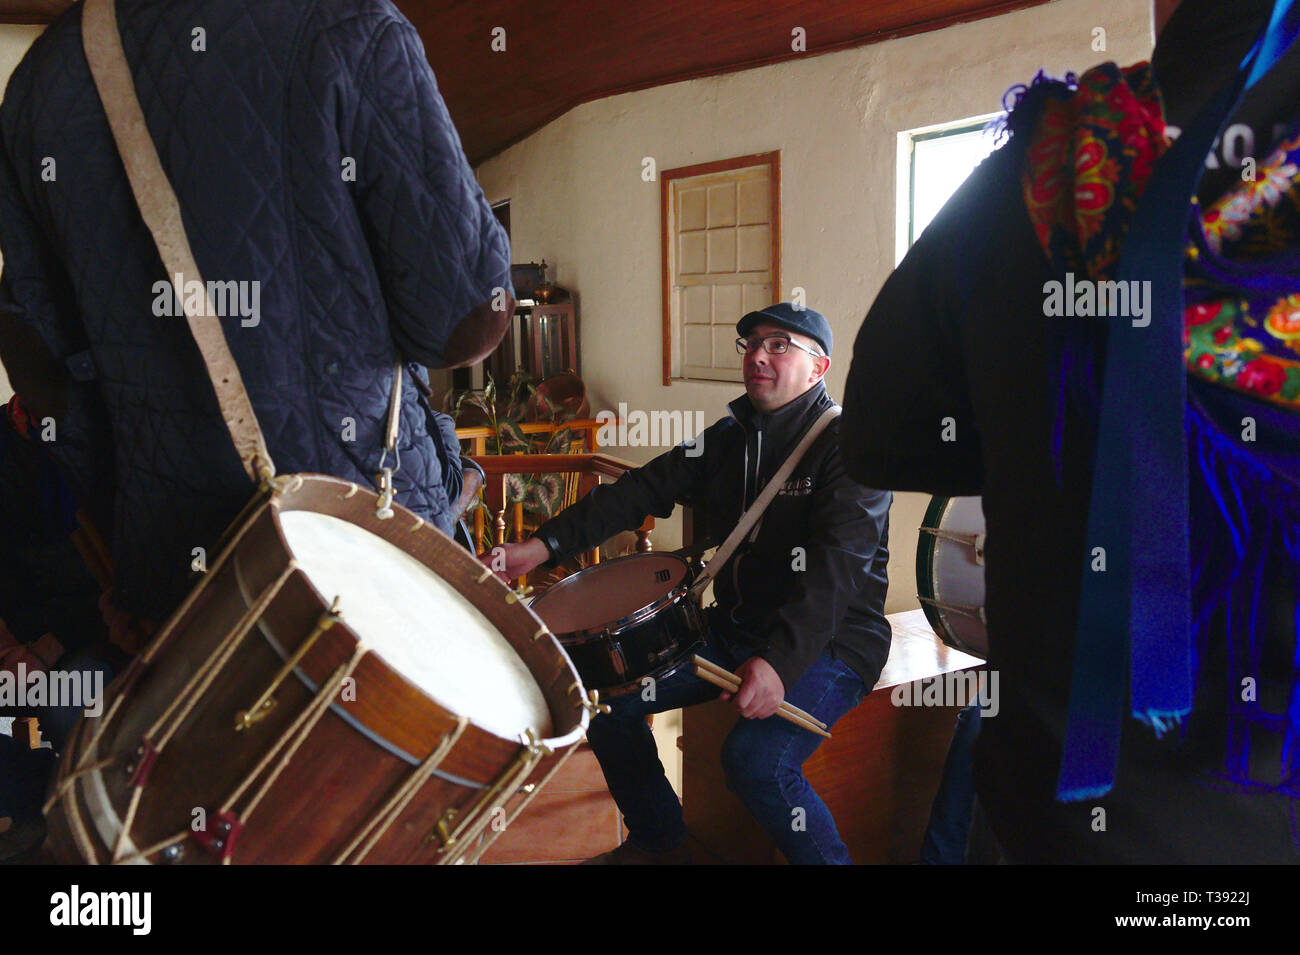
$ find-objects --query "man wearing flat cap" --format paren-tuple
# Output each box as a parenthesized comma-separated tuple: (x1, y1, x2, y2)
(491, 303, 892, 864)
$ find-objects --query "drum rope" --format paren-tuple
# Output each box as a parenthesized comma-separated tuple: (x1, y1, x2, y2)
(64, 501, 277, 810)
(146, 563, 297, 748)
(332, 715, 471, 865)
(463, 739, 581, 865)
(221, 644, 367, 828)
(115, 830, 188, 865)
(42, 754, 116, 818)
(53, 718, 107, 864)
(139, 499, 272, 666)
(111, 776, 148, 862)
(67, 501, 276, 789)
(102, 564, 297, 863)
(80, 672, 138, 766)
(438, 733, 548, 865)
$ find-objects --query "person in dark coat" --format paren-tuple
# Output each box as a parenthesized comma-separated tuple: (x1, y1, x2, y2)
(0, 0, 512, 627)
(842, 0, 1300, 862)
(492, 303, 892, 865)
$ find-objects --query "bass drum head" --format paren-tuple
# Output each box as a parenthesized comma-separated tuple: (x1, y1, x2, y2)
(916, 495, 988, 658)
(277, 509, 554, 741)
(529, 553, 691, 636)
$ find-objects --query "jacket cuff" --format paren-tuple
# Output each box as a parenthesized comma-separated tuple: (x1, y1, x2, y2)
(536, 530, 562, 568)
(754, 647, 804, 697)
(461, 456, 486, 483)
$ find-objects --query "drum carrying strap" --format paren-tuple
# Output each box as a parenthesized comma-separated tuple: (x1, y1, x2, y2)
(81, 0, 405, 504)
(688, 405, 840, 599)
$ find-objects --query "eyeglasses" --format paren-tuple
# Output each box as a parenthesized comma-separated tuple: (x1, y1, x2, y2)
(735, 334, 823, 358)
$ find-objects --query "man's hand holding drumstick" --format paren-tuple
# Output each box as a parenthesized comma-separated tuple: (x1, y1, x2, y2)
(721, 657, 785, 719)
(479, 537, 550, 583)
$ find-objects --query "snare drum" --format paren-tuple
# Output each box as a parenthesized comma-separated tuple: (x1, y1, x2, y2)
(45, 474, 592, 865)
(529, 553, 708, 697)
(916, 495, 988, 658)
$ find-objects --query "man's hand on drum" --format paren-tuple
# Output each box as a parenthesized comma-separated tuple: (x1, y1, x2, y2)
(720, 656, 786, 720)
(480, 537, 551, 583)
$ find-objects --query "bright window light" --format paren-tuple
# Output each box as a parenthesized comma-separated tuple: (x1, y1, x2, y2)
(907, 123, 998, 249)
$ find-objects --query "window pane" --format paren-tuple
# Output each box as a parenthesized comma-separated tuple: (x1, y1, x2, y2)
(911, 127, 996, 245)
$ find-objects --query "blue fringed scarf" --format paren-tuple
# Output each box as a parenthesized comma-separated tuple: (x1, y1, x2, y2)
(1004, 0, 1300, 803)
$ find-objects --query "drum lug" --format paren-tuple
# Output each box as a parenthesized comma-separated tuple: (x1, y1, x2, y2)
(608, 638, 628, 680)
(375, 467, 396, 520)
(430, 807, 459, 849)
(160, 843, 184, 864)
(124, 740, 159, 789)
(192, 810, 242, 862)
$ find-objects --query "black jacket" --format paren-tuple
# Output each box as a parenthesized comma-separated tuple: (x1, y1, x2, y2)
(840, 117, 1298, 862)
(535, 382, 892, 692)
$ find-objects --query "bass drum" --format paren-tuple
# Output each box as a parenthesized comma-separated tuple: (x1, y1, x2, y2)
(916, 495, 988, 659)
(45, 474, 591, 865)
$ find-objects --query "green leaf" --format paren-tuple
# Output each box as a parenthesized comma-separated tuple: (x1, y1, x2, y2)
(504, 472, 527, 503)
(523, 473, 564, 518)
(544, 424, 574, 454)
(499, 419, 529, 455)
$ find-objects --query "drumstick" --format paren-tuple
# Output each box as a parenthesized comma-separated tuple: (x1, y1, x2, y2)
(693, 655, 828, 730)
(693, 667, 830, 739)
(692, 660, 831, 739)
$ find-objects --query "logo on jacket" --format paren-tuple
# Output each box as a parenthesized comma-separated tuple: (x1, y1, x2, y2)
(777, 476, 814, 497)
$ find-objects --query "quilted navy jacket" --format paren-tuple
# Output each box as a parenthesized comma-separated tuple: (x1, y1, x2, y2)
(0, 0, 510, 619)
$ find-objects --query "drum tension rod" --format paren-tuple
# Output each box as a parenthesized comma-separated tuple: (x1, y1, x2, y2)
(505, 585, 533, 605)
(583, 688, 611, 718)
(235, 596, 343, 732)
(430, 730, 551, 856)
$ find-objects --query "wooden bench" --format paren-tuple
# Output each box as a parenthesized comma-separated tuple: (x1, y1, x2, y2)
(680, 609, 983, 864)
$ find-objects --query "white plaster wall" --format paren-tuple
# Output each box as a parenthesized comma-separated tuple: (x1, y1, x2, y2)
(478, 0, 1154, 614)
(0, 24, 46, 402)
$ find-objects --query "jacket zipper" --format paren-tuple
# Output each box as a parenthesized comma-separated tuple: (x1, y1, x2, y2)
(731, 424, 762, 624)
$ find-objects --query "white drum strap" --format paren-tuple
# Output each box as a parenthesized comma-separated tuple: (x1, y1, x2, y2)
(82, 0, 405, 505)
(81, 0, 272, 483)
(689, 405, 841, 599)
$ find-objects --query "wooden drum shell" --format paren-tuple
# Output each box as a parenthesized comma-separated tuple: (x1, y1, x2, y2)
(46, 474, 588, 865)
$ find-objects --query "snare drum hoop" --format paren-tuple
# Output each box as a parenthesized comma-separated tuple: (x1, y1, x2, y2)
(530, 552, 695, 645)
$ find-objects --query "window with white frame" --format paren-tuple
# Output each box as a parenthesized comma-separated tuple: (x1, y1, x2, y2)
(898, 119, 998, 262)
(662, 152, 780, 384)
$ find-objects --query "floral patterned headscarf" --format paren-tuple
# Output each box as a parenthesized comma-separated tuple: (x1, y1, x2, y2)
(1021, 62, 1300, 408)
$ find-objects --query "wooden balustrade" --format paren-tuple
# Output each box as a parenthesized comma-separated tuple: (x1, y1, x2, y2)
(454, 418, 609, 456)
(466, 451, 654, 588)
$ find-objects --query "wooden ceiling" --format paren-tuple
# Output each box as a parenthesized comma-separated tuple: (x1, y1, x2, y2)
(3, 0, 1052, 164)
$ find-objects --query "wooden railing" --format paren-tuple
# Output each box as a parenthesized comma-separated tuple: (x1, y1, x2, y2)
(468, 452, 654, 588)
(454, 418, 609, 456)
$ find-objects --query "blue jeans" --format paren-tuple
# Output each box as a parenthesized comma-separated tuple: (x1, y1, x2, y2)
(919, 702, 982, 865)
(585, 627, 867, 865)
